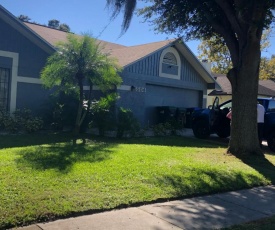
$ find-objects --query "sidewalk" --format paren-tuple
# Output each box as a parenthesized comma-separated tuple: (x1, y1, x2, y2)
(18, 185, 275, 230)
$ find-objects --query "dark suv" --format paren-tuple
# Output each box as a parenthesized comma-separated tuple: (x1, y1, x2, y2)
(191, 97, 275, 152)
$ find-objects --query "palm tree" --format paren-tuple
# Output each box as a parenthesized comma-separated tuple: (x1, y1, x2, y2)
(106, 0, 137, 33)
(41, 34, 121, 141)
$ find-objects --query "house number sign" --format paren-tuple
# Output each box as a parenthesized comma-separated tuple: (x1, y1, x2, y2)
(135, 87, 146, 93)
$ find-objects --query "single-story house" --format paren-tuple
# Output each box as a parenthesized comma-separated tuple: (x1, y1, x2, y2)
(208, 73, 275, 106)
(0, 5, 219, 127)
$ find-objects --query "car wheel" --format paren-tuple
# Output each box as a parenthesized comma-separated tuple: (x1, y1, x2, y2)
(192, 120, 210, 139)
(267, 131, 275, 152)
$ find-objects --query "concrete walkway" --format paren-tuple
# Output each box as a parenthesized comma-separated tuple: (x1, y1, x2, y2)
(18, 185, 275, 230)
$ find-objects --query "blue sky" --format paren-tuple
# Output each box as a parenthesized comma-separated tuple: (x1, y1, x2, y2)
(1, 0, 274, 58)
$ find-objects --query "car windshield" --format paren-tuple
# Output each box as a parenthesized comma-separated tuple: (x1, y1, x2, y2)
(220, 101, 232, 110)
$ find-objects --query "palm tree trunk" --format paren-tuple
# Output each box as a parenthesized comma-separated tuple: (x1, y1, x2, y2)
(73, 77, 84, 145)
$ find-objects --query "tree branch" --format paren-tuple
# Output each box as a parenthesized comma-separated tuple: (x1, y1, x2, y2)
(214, 0, 245, 42)
(203, 8, 239, 66)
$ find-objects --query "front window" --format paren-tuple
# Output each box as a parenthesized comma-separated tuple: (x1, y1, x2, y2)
(0, 68, 10, 111)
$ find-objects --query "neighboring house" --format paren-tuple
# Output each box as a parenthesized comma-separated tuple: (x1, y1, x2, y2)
(0, 5, 219, 127)
(208, 73, 275, 107)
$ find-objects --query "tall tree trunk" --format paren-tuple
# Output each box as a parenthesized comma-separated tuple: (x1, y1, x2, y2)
(227, 39, 262, 156)
(79, 85, 93, 127)
(73, 81, 92, 145)
(73, 99, 83, 145)
(73, 77, 84, 145)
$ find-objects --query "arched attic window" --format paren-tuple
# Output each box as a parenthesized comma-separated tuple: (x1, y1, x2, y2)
(159, 47, 181, 79)
(163, 52, 177, 65)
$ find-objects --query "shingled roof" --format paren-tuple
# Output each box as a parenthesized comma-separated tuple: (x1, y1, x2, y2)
(24, 22, 176, 67)
(109, 39, 176, 67)
(24, 22, 127, 53)
(209, 74, 275, 97)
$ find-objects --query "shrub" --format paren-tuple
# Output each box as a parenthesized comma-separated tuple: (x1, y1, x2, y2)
(41, 93, 78, 131)
(152, 122, 170, 136)
(2, 115, 19, 133)
(0, 111, 4, 131)
(0, 109, 43, 133)
(23, 117, 44, 133)
(89, 94, 117, 136)
(116, 107, 140, 138)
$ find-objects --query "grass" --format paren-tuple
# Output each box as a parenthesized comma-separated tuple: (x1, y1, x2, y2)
(224, 215, 275, 230)
(1, 133, 275, 229)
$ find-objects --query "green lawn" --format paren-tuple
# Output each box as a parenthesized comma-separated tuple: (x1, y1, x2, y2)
(224, 215, 275, 230)
(1, 133, 275, 229)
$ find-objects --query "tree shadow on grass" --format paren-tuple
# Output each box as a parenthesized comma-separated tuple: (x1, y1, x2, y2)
(234, 149, 275, 185)
(15, 140, 117, 173)
(132, 136, 275, 185)
(154, 167, 264, 199)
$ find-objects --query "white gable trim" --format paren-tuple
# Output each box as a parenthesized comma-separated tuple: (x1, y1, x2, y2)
(17, 77, 42, 84)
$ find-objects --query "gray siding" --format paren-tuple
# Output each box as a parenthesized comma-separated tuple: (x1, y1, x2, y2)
(116, 74, 146, 125)
(125, 51, 160, 76)
(16, 82, 51, 114)
(116, 89, 146, 126)
(0, 19, 50, 78)
(0, 56, 12, 69)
